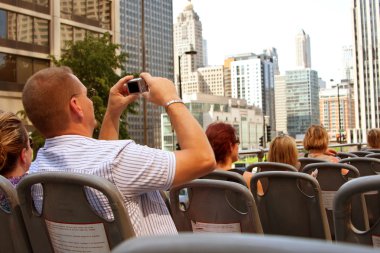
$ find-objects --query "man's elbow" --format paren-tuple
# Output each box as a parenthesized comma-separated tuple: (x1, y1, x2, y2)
(201, 152, 216, 173)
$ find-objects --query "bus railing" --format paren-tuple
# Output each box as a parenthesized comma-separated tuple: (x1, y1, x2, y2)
(238, 143, 365, 162)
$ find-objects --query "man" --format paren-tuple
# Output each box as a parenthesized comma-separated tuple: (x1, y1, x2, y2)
(22, 67, 215, 236)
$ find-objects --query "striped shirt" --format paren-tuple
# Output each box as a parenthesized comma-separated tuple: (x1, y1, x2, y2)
(29, 135, 177, 236)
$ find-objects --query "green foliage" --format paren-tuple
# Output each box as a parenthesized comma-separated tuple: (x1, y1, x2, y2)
(51, 32, 136, 139)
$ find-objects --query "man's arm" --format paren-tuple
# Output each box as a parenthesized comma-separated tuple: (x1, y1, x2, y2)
(141, 73, 216, 187)
(99, 75, 139, 140)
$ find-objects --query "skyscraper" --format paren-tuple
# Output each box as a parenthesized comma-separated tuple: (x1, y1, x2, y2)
(173, 1, 204, 95)
(353, 0, 380, 142)
(285, 69, 320, 138)
(119, 0, 174, 148)
(295, 29, 311, 68)
(230, 53, 276, 131)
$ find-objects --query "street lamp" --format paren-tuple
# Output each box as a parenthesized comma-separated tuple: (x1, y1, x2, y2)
(331, 79, 342, 143)
(178, 50, 197, 99)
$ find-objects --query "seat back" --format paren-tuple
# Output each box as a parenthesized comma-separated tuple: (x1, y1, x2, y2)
(365, 153, 380, 159)
(246, 162, 298, 173)
(337, 152, 358, 159)
(366, 149, 380, 153)
(302, 163, 368, 238)
(351, 151, 373, 157)
(17, 172, 135, 253)
(0, 176, 31, 252)
(298, 157, 326, 170)
(250, 171, 331, 240)
(169, 179, 263, 234)
(200, 170, 247, 187)
(340, 158, 380, 226)
(112, 233, 379, 253)
(334, 175, 380, 246)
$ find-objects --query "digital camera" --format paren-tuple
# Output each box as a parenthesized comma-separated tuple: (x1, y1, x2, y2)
(125, 78, 148, 93)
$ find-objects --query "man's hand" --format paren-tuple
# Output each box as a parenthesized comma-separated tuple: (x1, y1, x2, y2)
(99, 75, 139, 140)
(140, 73, 180, 106)
(107, 75, 139, 118)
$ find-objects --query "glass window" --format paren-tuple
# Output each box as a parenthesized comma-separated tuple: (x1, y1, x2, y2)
(33, 18, 49, 46)
(60, 24, 73, 49)
(99, 0, 111, 29)
(74, 0, 86, 16)
(74, 27, 86, 42)
(61, 0, 73, 19)
(16, 56, 33, 83)
(17, 14, 33, 44)
(6, 11, 17, 41)
(0, 10, 6, 39)
(0, 53, 16, 82)
(86, 0, 99, 21)
(33, 58, 50, 72)
(35, 0, 49, 7)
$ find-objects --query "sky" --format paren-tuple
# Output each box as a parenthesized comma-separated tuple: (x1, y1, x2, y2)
(173, 0, 353, 82)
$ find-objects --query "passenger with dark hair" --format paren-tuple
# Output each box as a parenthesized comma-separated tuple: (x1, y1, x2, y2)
(206, 122, 253, 187)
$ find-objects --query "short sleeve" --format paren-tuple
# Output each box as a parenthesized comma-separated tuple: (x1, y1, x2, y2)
(111, 142, 176, 197)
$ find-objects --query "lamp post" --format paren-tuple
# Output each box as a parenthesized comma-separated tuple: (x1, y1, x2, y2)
(178, 50, 197, 99)
(172, 50, 197, 151)
(337, 82, 342, 143)
(331, 79, 342, 143)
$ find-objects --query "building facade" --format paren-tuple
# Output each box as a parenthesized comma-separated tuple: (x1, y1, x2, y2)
(274, 74, 287, 133)
(119, 0, 174, 148)
(295, 29, 311, 68)
(230, 53, 275, 132)
(285, 69, 320, 139)
(173, 1, 204, 95)
(161, 93, 264, 151)
(353, 0, 380, 142)
(0, 0, 117, 115)
(319, 80, 355, 142)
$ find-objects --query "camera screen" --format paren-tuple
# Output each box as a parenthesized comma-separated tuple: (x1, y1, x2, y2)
(127, 81, 140, 93)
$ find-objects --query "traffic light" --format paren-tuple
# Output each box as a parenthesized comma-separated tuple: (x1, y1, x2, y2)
(266, 125, 271, 142)
(259, 136, 264, 147)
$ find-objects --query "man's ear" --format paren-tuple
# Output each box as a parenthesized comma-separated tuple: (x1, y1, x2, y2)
(69, 96, 84, 120)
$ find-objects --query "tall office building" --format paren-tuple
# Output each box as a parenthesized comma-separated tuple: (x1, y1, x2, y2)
(285, 69, 320, 138)
(0, 0, 117, 115)
(230, 53, 275, 131)
(342, 45, 354, 81)
(264, 47, 280, 75)
(353, 0, 380, 142)
(295, 29, 311, 68)
(173, 1, 204, 95)
(119, 0, 174, 148)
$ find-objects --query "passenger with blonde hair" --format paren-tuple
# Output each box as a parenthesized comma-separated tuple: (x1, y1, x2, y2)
(366, 128, 380, 149)
(0, 111, 33, 210)
(0, 111, 32, 181)
(268, 134, 300, 170)
(303, 125, 339, 163)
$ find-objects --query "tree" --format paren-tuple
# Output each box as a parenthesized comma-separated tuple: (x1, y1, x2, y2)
(51, 32, 136, 139)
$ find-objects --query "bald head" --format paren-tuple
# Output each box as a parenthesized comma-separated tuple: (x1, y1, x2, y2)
(22, 66, 83, 137)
